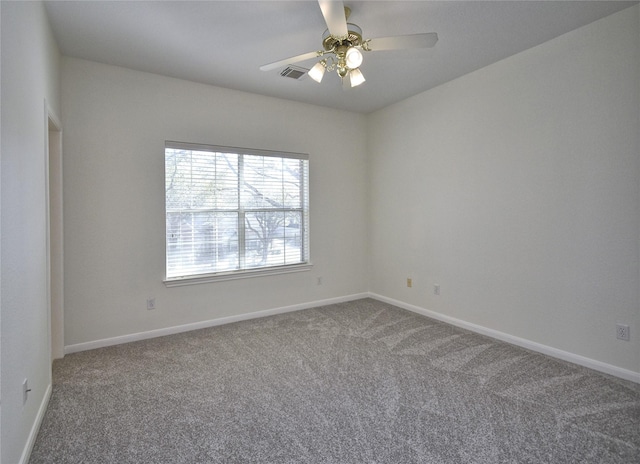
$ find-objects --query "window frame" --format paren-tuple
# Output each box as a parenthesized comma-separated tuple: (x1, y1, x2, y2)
(163, 141, 311, 287)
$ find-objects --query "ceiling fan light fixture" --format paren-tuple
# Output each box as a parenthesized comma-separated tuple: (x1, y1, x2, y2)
(345, 46, 363, 69)
(349, 68, 365, 87)
(308, 60, 326, 83)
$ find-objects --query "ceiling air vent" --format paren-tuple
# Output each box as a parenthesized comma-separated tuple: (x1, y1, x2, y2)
(280, 65, 309, 80)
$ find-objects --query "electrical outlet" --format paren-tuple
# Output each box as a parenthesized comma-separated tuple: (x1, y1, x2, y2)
(407, 278, 412, 288)
(22, 379, 31, 405)
(616, 324, 630, 341)
(146, 298, 156, 310)
(434, 284, 440, 296)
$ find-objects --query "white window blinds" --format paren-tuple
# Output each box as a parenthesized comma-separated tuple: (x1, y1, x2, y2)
(165, 142, 309, 280)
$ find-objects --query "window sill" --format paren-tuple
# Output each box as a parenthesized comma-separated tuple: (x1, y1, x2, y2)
(164, 263, 313, 287)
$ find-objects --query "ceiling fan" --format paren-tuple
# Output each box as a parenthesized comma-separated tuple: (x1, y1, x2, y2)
(260, 0, 438, 88)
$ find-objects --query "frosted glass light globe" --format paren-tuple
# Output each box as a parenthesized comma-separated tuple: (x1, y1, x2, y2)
(345, 47, 363, 69)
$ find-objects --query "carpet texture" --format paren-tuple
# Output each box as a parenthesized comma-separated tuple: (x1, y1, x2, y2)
(30, 298, 640, 463)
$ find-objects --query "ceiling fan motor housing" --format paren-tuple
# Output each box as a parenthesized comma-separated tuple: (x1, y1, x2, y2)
(322, 23, 363, 51)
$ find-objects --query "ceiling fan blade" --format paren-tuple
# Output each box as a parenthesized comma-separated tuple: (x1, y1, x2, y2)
(318, 0, 348, 38)
(260, 51, 320, 72)
(366, 33, 438, 51)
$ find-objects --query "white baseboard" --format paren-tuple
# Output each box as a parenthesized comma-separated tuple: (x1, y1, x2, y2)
(370, 293, 640, 384)
(64, 291, 639, 384)
(19, 383, 52, 464)
(65, 293, 369, 355)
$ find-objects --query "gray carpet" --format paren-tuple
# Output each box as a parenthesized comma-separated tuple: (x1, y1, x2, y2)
(30, 298, 640, 463)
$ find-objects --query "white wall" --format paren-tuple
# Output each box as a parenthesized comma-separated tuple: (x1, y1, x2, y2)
(368, 6, 640, 374)
(61, 58, 368, 347)
(1, 2, 61, 463)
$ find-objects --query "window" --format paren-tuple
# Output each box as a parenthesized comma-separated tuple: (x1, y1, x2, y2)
(165, 141, 310, 283)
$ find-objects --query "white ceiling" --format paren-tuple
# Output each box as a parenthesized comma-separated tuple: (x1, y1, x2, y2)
(44, 0, 637, 114)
